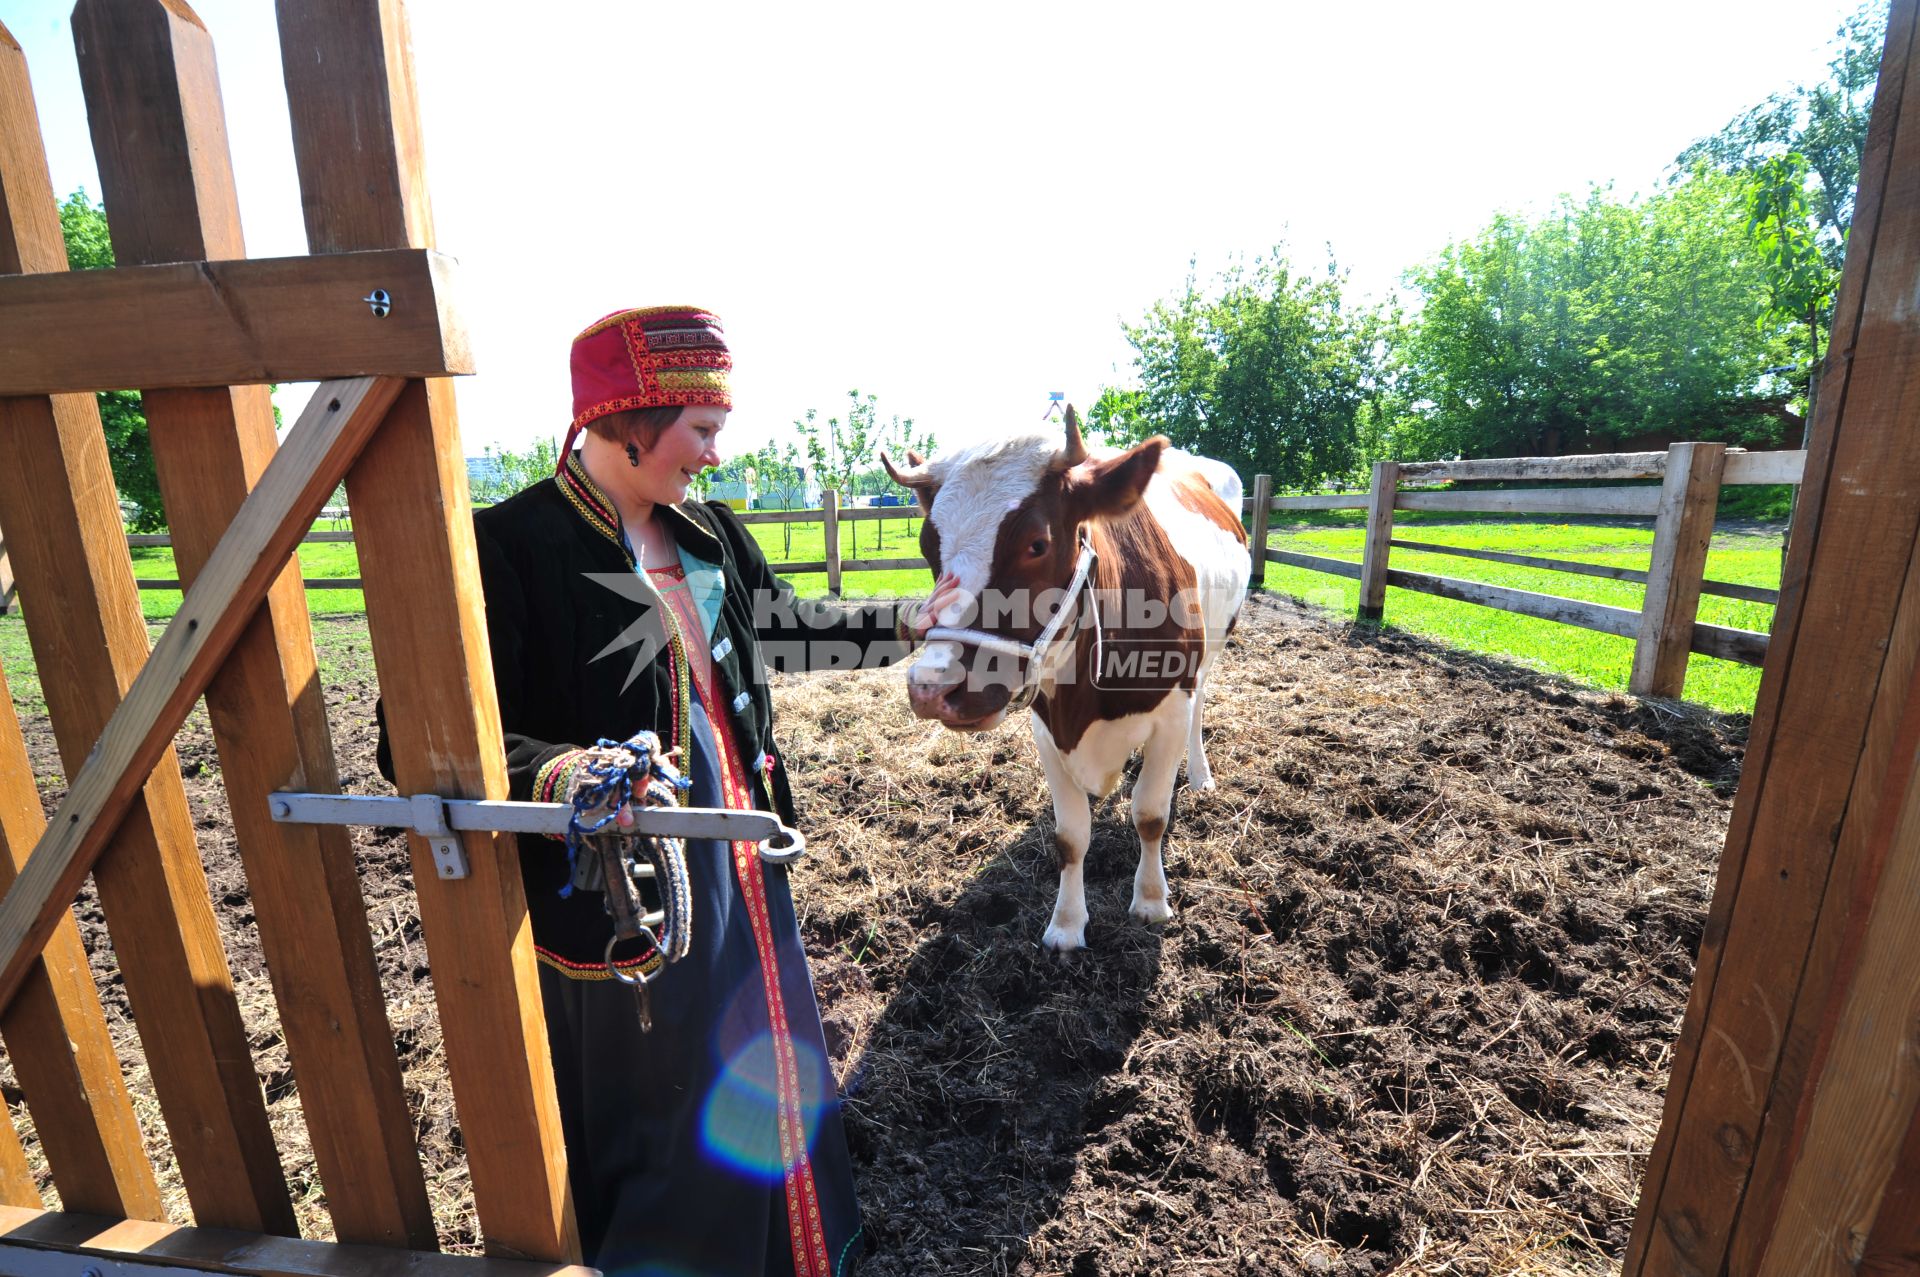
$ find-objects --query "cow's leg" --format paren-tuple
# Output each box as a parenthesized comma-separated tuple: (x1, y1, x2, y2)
(1185, 658, 1217, 792)
(1033, 721, 1093, 952)
(1130, 703, 1187, 925)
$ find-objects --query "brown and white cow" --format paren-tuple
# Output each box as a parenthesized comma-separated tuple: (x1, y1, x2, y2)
(884, 408, 1249, 950)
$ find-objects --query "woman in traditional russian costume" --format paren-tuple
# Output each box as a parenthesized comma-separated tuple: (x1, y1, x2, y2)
(383, 307, 919, 1275)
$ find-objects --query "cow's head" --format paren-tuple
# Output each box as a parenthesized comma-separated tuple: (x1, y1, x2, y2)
(884, 407, 1166, 731)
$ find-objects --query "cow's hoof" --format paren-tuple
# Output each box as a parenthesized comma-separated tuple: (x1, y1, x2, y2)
(1042, 923, 1088, 952)
(1130, 896, 1175, 925)
(1192, 775, 1218, 792)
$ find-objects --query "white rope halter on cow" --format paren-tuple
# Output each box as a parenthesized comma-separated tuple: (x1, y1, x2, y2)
(923, 536, 1101, 713)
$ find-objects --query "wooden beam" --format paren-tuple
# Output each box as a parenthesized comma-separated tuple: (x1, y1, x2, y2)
(1396, 452, 1671, 483)
(0, 22, 294, 1234)
(0, 655, 161, 1217)
(1630, 442, 1727, 698)
(1753, 669, 1920, 1275)
(1383, 567, 1642, 638)
(75, 0, 432, 1247)
(1627, 2, 1920, 1270)
(1395, 486, 1662, 517)
(1267, 492, 1369, 511)
(0, 1206, 596, 1277)
(276, 1, 577, 1261)
(1724, 450, 1807, 486)
(824, 488, 843, 596)
(1265, 548, 1363, 581)
(0, 248, 470, 395)
(1388, 538, 1781, 604)
(1357, 461, 1398, 621)
(1247, 474, 1272, 589)
(0, 376, 403, 1083)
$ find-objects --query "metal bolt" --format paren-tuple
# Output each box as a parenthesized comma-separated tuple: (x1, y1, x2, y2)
(81, 1266, 104, 1277)
(272, 800, 291, 819)
(364, 288, 391, 318)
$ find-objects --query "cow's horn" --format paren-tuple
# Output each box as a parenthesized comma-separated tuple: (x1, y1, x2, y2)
(1050, 404, 1088, 471)
(882, 450, 933, 487)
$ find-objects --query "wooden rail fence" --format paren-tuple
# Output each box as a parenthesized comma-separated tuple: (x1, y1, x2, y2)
(106, 494, 931, 597)
(1242, 444, 1805, 699)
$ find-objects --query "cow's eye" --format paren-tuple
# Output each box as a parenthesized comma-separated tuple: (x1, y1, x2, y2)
(1029, 538, 1049, 558)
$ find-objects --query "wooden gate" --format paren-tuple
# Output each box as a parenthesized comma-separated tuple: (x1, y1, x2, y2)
(0, 1, 582, 1272)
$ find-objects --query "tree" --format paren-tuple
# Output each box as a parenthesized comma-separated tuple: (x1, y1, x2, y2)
(1746, 153, 1835, 416)
(1399, 175, 1795, 459)
(1099, 250, 1386, 490)
(60, 191, 166, 530)
(1675, 0, 1886, 272)
(796, 391, 881, 554)
(472, 435, 560, 505)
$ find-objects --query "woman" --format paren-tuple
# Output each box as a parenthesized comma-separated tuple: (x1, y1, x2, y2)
(395, 306, 922, 1275)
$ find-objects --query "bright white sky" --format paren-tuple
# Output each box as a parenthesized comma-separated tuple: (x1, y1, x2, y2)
(3, 0, 1866, 458)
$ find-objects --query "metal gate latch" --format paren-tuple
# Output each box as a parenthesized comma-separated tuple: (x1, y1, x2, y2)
(268, 792, 807, 880)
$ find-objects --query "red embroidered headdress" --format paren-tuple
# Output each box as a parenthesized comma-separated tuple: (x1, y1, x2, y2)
(559, 305, 732, 472)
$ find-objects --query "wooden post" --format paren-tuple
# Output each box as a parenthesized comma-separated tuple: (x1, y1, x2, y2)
(276, 0, 577, 1260)
(1629, 442, 1726, 698)
(73, 0, 432, 1247)
(1625, 3, 1920, 1272)
(824, 488, 842, 597)
(1356, 461, 1399, 622)
(1248, 474, 1272, 591)
(0, 21, 295, 1234)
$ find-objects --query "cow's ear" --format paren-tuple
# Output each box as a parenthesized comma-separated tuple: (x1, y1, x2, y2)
(1067, 436, 1165, 521)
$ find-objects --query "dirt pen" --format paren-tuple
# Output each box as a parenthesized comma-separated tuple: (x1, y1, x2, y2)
(4, 3, 1920, 1277)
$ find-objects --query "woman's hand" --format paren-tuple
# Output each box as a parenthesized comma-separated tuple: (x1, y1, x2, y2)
(918, 573, 965, 633)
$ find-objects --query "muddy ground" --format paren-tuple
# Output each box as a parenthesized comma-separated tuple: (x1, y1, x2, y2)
(2, 592, 1742, 1275)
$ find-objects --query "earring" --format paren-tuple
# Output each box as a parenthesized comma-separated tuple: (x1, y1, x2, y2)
(626, 442, 640, 467)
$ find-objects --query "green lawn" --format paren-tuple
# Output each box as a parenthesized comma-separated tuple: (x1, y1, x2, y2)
(7, 508, 1779, 716)
(1262, 512, 1779, 713)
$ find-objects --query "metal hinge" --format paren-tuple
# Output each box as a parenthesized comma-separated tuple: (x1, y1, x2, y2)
(268, 792, 805, 880)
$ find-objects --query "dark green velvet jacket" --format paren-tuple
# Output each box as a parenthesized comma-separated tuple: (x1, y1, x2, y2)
(381, 455, 918, 964)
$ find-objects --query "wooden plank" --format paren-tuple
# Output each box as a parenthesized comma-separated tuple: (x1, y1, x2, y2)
(1724, 449, 1808, 486)
(0, 1206, 595, 1277)
(835, 505, 920, 522)
(1265, 548, 1363, 581)
(1630, 443, 1727, 697)
(0, 657, 160, 1217)
(1357, 461, 1398, 621)
(763, 560, 829, 574)
(1268, 493, 1369, 511)
(1627, 3, 1920, 1270)
(1690, 621, 1769, 667)
(1390, 538, 1780, 604)
(276, 2, 577, 1260)
(129, 531, 357, 547)
(75, 0, 432, 1247)
(0, 24, 296, 1235)
(0, 249, 469, 395)
(1247, 474, 1272, 588)
(1751, 666, 1920, 1276)
(1859, 1088, 1920, 1274)
(839, 557, 928, 572)
(1394, 486, 1663, 517)
(823, 488, 843, 597)
(0, 376, 402, 1071)
(135, 579, 363, 592)
(1396, 451, 1671, 483)
(736, 509, 823, 526)
(1383, 567, 1642, 637)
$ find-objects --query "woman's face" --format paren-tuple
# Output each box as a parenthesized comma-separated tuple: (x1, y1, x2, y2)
(633, 405, 726, 504)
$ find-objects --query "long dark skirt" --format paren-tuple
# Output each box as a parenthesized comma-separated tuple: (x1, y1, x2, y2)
(539, 695, 862, 1276)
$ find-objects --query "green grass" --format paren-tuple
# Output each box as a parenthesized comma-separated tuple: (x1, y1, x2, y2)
(5, 508, 1778, 718)
(1263, 516, 1780, 713)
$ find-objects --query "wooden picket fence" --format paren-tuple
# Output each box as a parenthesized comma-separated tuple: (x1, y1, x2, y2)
(0, 3, 581, 1275)
(1242, 444, 1806, 698)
